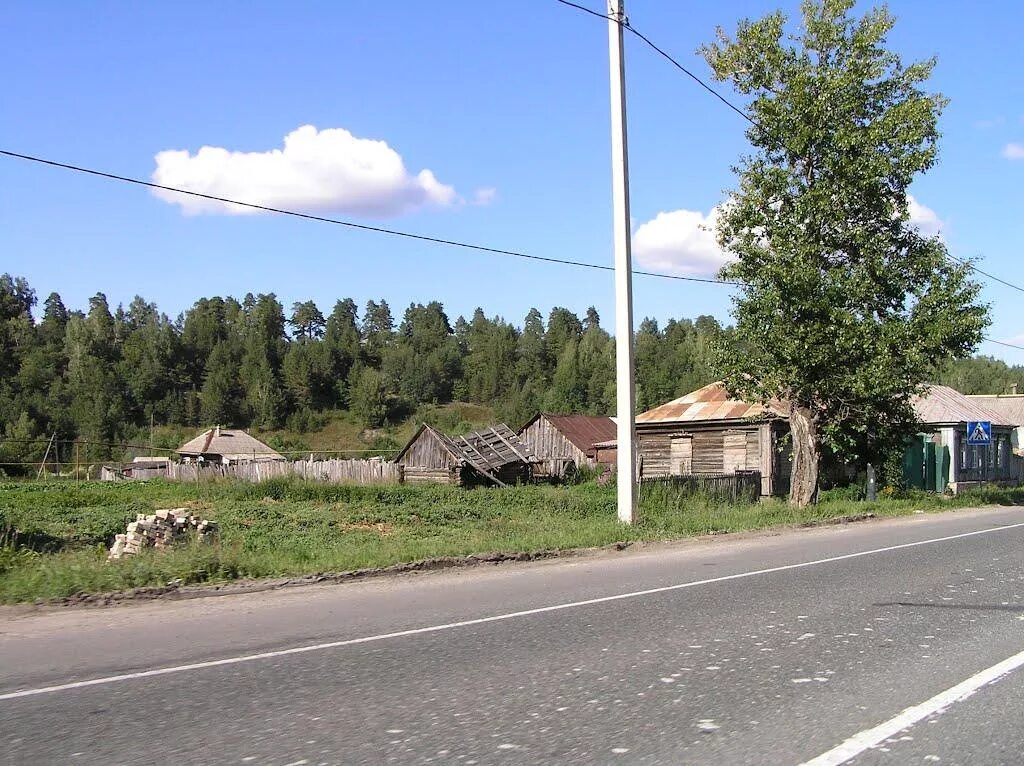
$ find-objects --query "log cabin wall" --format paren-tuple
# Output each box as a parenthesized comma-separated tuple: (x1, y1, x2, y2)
(402, 466, 462, 485)
(637, 421, 776, 494)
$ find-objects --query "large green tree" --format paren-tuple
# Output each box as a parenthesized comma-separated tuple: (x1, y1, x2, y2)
(703, 0, 988, 505)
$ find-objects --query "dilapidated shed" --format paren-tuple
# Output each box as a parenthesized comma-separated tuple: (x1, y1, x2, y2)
(517, 413, 617, 478)
(394, 423, 538, 486)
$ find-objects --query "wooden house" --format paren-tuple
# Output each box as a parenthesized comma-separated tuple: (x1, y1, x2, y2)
(176, 427, 285, 465)
(630, 382, 1023, 496)
(634, 382, 789, 497)
(517, 413, 617, 477)
(909, 385, 1021, 492)
(966, 391, 1024, 456)
(394, 423, 538, 486)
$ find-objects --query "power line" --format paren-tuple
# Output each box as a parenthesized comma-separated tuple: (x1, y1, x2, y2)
(553, 0, 608, 22)
(982, 337, 1024, 353)
(554, 1, 1024, 298)
(554, 0, 754, 125)
(0, 149, 738, 288)
(0, 437, 398, 455)
(4, 148, 1019, 354)
(946, 253, 1024, 295)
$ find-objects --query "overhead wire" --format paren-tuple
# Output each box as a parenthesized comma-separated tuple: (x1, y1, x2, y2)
(0, 437, 398, 456)
(552, 1, 1024, 300)
(2, 147, 1019, 353)
(945, 253, 1024, 295)
(981, 337, 1024, 353)
(0, 149, 738, 288)
(1, 8, 1021, 350)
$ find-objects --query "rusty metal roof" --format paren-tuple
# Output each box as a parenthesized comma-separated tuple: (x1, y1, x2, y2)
(634, 382, 1010, 430)
(636, 382, 786, 424)
(965, 395, 1024, 427)
(521, 414, 617, 454)
(913, 385, 1014, 426)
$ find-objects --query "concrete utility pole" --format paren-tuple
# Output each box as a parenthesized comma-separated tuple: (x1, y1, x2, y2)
(607, 0, 637, 523)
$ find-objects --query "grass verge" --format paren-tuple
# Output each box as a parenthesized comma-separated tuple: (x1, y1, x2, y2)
(2, 478, 1022, 604)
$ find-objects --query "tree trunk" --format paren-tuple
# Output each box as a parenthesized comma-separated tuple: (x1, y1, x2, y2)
(789, 404, 820, 507)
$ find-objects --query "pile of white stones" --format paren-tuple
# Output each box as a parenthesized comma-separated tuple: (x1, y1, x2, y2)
(107, 508, 217, 561)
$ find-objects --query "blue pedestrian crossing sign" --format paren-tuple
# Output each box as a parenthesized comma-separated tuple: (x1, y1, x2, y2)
(967, 421, 992, 446)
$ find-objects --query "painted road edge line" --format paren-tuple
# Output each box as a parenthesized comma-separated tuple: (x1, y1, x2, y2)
(800, 646, 1024, 766)
(3, 519, 1024, 702)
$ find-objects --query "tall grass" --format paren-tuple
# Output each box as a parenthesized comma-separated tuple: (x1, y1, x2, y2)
(1, 478, 1021, 603)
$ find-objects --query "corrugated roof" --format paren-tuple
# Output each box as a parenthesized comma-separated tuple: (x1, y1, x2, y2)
(637, 382, 1010, 428)
(523, 414, 617, 454)
(913, 385, 1015, 426)
(965, 395, 1024, 427)
(176, 428, 285, 461)
(636, 382, 787, 425)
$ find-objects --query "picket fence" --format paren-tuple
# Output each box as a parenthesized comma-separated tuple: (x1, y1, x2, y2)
(103, 458, 403, 485)
(640, 470, 763, 503)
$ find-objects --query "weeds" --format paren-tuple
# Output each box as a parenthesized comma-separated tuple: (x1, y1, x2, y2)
(1, 478, 1021, 603)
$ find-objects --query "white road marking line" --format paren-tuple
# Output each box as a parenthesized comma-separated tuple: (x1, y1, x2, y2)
(2, 520, 1023, 702)
(800, 646, 1024, 766)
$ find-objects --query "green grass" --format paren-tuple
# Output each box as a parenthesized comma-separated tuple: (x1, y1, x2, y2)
(1, 478, 1022, 604)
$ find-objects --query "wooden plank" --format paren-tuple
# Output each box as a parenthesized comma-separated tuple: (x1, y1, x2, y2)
(456, 436, 508, 487)
(669, 436, 692, 475)
(488, 426, 532, 464)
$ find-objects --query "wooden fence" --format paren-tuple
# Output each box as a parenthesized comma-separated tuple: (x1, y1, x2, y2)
(102, 458, 404, 485)
(640, 470, 763, 503)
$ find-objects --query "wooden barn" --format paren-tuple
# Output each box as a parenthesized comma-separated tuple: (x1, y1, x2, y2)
(517, 413, 617, 478)
(394, 423, 538, 486)
(635, 382, 789, 497)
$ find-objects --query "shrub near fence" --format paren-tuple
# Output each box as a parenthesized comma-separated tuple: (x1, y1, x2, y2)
(641, 471, 762, 505)
(104, 458, 404, 485)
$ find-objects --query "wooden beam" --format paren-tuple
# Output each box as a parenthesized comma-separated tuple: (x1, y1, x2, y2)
(456, 435, 507, 487)
(488, 426, 533, 464)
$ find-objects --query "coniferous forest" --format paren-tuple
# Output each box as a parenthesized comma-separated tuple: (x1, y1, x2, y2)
(1, 273, 1021, 471)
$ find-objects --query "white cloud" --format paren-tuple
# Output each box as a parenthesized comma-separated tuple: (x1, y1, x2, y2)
(633, 195, 946, 276)
(907, 195, 946, 238)
(632, 206, 731, 278)
(1003, 143, 1024, 160)
(152, 124, 459, 217)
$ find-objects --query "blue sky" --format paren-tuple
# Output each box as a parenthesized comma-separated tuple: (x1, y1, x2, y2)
(2, 0, 1022, 362)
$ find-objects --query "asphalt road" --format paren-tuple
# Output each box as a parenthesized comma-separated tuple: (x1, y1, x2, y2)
(3, 506, 1024, 765)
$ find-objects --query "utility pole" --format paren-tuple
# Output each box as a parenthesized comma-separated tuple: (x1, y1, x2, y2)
(607, 0, 637, 523)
